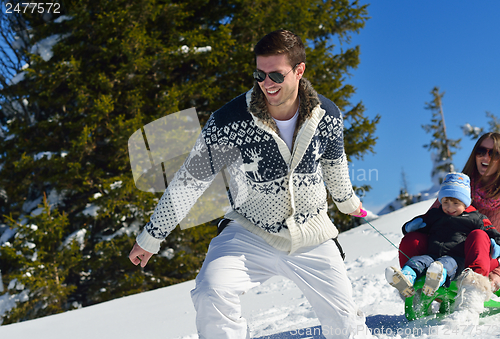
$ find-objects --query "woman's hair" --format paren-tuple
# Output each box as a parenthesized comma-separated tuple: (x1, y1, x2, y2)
(462, 132, 500, 198)
(254, 30, 306, 67)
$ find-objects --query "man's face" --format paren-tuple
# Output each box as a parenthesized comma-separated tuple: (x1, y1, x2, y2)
(255, 54, 303, 114)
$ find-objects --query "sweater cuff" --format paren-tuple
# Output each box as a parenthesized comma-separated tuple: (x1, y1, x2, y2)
(335, 194, 361, 215)
(136, 228, 162, 254)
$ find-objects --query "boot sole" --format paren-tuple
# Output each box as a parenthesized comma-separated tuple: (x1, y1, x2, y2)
(388, 266, 415, 298)
(423, 261, 444, 297)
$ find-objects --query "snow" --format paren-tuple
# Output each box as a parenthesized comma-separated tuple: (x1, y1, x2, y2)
(81, 204, 100, 217)
(10, 98, 29, 114)
(8, 71, 26, 85)
(377, 187, 439, 216)
(179, 45, 212, 54)
(99, 220, 141, 242)
(110, 180, 123, 190)
(29, 34, 70, 62)
(61, 229, 86, 251)
(54, 15, 73, 24)
(33, 151, 56, 161)
(26, 189, 66, 216)
(462, 123, 483, 139)
(2, 198, 500, 338)
(0, 227, 16, 247)
(31, 151, 68, 162)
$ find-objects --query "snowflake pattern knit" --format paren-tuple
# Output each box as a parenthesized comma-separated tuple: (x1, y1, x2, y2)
(136, 79, 360, 254)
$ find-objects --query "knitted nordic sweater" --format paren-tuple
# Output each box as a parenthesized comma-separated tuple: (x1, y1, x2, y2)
(136, 79, 360, 254)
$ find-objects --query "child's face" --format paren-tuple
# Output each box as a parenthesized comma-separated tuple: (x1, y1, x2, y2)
(441, 197, 466, 216)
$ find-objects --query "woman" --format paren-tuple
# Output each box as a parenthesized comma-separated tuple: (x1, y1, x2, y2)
(399, 132, 500, 291)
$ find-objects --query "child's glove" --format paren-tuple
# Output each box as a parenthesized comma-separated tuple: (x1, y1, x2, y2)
(404, 217, 426, 233)
(491, 239, 500, 259)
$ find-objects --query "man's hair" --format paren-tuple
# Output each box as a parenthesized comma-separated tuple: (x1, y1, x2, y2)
(254, 30, 306, 67)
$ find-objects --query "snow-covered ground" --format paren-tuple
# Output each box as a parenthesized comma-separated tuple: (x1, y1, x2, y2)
(1, 199, 499, 338)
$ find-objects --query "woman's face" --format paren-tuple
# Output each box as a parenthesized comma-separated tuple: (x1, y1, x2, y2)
(475, 137, 500, 177)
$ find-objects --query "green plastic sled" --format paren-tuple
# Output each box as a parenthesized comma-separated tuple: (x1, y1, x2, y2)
(404, 276, 500, 321)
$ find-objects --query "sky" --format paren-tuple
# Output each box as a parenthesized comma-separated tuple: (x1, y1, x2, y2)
(343, 1, 500, 213)
(3, 199, 500, 338)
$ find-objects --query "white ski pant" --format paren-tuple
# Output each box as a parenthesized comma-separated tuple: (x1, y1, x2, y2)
(190, 223, 372, 339)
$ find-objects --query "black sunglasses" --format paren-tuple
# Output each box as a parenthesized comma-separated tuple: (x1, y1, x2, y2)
(253, 63, 299, 84)
(476, 146, 498, 159)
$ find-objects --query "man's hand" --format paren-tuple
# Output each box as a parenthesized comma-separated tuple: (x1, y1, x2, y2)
(129, 242, 154, 268)
(348, 202, 364, 217)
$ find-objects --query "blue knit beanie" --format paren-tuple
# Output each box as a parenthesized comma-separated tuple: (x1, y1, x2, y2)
(438, 172, 471, 207)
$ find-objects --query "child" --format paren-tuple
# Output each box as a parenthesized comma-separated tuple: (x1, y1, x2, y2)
(386, 172, 500, 298)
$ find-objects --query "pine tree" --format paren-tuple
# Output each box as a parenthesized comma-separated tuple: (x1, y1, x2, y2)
(398, 168, 411, 206)
(394, 168, 426, 209)
(463, 111, 500, 139)
(0, 194, 81, 323)
(422, 87, 461, 183)
(0, 0, 378, 321)
(485, 112, 500, 134)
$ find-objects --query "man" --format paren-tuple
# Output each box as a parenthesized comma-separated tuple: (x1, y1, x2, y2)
(129, 30, 372, 338)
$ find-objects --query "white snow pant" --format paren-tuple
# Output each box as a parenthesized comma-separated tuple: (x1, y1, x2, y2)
(191, 223, 372, 339)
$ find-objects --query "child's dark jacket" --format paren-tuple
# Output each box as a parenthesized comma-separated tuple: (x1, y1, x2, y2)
(402, 206, 500, 258)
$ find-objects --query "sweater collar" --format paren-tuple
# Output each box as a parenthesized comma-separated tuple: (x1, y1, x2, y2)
(247, 78, 321, 135)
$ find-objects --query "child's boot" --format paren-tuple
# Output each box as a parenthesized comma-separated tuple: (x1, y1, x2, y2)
(385, 266, 416, 298)
(422, 261, 447, 297)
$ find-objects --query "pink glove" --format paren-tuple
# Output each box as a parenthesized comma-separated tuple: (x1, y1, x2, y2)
(352, 209, 367, 218)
